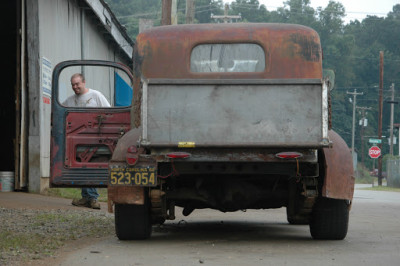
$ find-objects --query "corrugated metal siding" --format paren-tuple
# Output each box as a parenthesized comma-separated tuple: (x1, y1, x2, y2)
(35, 0, 132, 185)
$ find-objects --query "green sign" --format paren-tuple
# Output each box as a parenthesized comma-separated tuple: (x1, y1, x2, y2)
(369, 138, 382, 144)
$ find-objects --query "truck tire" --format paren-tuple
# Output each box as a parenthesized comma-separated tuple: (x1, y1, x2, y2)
(309, 197, 349, 240)
(115, 198, 152, 240)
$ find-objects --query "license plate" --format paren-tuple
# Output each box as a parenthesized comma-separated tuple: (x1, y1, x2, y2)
(109, 165, 157, 186)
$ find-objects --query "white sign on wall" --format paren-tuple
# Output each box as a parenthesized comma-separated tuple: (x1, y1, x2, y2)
(40, 57, 52, 178)
(41, 57, 52, 104)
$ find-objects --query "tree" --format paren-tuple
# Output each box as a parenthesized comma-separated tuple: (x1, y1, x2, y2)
(316, 0, 345, 41)
(106, 0, 161, 40)
(195, 0, 224, 23)
(230, 0, 268, 22)
(274, 0, 317, 26)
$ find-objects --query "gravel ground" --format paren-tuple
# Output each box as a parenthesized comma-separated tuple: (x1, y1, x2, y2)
(0, 207, 115, 265)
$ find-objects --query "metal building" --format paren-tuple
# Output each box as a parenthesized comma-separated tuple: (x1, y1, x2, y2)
(2, 0, 133, 193)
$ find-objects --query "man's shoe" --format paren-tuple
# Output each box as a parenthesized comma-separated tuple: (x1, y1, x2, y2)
(72, 198, 89, 207)
(89, 199, 101, 209)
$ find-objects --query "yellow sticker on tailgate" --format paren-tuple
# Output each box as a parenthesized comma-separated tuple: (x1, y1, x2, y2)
(178, 142, 195, 148)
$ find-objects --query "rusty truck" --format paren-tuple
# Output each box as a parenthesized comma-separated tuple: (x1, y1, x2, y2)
(51, 23, 354, 241)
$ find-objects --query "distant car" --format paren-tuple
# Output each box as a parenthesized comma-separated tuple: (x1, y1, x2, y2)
(370, 169, 387, 178)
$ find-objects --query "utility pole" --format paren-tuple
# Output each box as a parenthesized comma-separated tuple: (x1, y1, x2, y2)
(347, 89, 364, 155)
(171, 0, 178, 25)
(387, 83, 397, 156)
(161, 0, 172, 25)
(378, 51, 384, 186)
(211, 4, 241, 23)
(185, 0, 195, 24)
(357, 106, 372, 172)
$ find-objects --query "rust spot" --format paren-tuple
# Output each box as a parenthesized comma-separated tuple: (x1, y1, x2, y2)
(108, 186, 145, 213)
(322, 130, 354, 200)
(289, 33, 321, 62)
(136, 23, 322, 80)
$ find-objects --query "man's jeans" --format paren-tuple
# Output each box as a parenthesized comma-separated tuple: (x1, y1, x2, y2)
(81, 188, 99, 200)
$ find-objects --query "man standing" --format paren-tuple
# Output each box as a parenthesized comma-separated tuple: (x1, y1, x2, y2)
(63, 73, 110, 209)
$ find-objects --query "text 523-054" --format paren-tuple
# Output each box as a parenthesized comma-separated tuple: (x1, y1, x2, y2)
(109, 169, 157, 186)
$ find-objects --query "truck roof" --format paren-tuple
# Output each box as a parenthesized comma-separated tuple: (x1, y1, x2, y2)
(135, 23, 322, 80)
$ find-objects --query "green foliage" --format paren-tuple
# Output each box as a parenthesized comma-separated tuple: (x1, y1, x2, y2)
(106, 0, 162, 39)
(196, 0, 224, 23)
(356, 164, 374, 184)
(44, 188, 108, 202)
(0, 210, 113, 264)
(360, 186, 400, 192)
(230, 0, 268, 22)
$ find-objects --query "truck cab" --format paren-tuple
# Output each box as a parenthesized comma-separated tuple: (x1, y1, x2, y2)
(51, 23, 354, 241)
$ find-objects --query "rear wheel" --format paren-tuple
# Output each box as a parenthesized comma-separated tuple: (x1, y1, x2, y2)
(309, 197, 349, 240)
(114, 195, 152, 240)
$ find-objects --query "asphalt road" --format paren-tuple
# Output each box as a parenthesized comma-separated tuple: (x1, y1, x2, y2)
(51, 185, 400, 266)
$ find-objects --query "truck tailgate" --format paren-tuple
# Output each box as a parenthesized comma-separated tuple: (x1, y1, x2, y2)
(142, 79, 328, 148)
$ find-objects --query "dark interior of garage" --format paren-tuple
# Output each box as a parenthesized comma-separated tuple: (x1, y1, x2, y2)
(1, 1, 18, 172)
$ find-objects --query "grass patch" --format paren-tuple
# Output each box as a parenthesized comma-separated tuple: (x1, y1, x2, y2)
(44, 188, 107, 202)
(355, 165, 375, 184)
(360, 186, 400, 192)
(0, 209, 114, 264)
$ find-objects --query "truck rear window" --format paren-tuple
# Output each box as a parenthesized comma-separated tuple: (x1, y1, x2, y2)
(190, 43, 265, 73)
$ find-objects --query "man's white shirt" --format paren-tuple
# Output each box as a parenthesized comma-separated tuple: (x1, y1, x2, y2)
(63, 89, 111, 107)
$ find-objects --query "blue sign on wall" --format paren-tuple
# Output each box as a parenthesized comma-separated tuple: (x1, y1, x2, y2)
(115, 72, 132, 106)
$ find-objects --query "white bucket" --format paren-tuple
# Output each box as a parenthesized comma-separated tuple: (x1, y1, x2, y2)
(0, 172, 14, 192)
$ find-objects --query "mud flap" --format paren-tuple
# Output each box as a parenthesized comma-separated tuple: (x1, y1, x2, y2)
(322, 130, 355, 200)
(108, 186, 145, 213)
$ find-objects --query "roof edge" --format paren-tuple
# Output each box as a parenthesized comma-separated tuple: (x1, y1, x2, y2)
(85, 0, 134, 59)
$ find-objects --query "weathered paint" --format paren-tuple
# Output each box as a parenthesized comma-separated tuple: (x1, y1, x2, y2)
(133, 23, 323, 129)
(108, 186, 145, 212)
(50, 60, 133, 187)
(64, 112, 130, 168)
(322, 130, 355, 200)
(144, 81, 326, 147)
(135, 23, 322, 80)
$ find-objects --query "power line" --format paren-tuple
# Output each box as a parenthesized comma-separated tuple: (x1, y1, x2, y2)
(116, 3, 219, 19)
(323, 53, 400, 63)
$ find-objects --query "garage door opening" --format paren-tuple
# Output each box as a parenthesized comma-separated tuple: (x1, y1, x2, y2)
(1, 1, 23, 190)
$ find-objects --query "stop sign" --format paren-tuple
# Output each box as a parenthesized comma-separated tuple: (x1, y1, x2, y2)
(369, 146, 381, 158)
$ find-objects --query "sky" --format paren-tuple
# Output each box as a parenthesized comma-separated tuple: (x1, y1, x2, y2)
(225, 0, 400, 24)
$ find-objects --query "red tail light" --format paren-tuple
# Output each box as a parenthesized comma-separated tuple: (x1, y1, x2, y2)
(166, 152, 191, 159)
(127, 145, 137, 153)
(275, 152, 303, 159)
(126, 157, 138, 165)
(126, 145, 139, 165)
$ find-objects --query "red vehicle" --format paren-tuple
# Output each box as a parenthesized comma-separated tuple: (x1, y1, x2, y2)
(51, 23, 354, 241)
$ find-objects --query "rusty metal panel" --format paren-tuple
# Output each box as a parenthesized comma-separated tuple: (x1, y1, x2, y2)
(322, 130, 355, 200)
(65, 111, 130, 168)
(135, 23, 322, 80)
(50, 109, 130, 187)
(149, 148, 318, 163)
(108, 186, 145, 212)
(144, 82, 324, 147)
(50, 60, 133, 188)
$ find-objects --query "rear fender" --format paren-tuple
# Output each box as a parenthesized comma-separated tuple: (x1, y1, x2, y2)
(108, 127, 145, 212)
(111, 127, 142, 161)
(108, 186, 145, 213)
(321, 130, 355, 200)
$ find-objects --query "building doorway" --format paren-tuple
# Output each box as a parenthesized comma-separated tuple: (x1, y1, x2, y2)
(1, 1, 25, 190)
